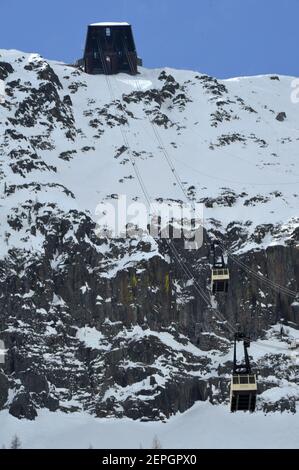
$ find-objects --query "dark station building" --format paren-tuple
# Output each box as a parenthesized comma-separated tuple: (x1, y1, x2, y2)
(77, 22, 142, 75)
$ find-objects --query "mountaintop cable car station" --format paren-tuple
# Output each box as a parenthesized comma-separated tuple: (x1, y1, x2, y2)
(77, 22, 142, 75)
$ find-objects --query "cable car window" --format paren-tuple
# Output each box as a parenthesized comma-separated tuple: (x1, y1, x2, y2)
(240, 376, 248, 384)
(233, 376, 239, 384)
(249, 376, 255, 384)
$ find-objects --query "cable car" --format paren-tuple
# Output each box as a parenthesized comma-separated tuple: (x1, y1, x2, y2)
(230, 333, 257, 412)
(210, 243, 230, 294)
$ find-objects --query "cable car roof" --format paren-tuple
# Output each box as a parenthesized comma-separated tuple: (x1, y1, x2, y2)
(89, 22, 130, 27)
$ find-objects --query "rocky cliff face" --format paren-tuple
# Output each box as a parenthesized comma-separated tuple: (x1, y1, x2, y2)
(0, 50, 298, 421)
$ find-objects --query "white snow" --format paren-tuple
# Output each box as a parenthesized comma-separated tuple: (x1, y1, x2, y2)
(260, 384, 299, 402)
(0, 402, 299, 449)
(80, 283, 91, 294)
(76, 326, 110, 350)
(0, 49, 298, 257)
(116, 325, 212, 357)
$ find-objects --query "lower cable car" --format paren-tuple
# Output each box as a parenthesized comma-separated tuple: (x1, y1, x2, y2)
(210, 242, 230, 294)
(230, 333, 257, 412)
(211, 267, 230, 294)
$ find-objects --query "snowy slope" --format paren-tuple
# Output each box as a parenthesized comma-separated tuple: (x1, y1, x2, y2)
(1, 401, 299, 449)
(1, 49, 299, 256)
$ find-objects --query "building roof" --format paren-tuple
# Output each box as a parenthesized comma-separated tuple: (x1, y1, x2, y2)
(89, 22, 130, 27)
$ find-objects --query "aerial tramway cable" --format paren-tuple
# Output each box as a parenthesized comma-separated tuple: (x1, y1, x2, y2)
(217, 241, 297, 298)
(100, 51, 237, 336)
(98, 40, 299, 413)
(101, 50, 297, 342)
(126, 65, 297, 301)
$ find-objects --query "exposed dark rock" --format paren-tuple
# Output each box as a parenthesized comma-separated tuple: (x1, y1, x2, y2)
(276, 112, 287, 122)
(18, 371, 49, 394)
(59, 150, 77, 161)
(0, 61, 14, 80)
(262, 398, 296, 414)
(9, 393, 38, 420)
(0, 373, 9, 408)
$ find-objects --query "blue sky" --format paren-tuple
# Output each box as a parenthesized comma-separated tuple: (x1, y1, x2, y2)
(0, 0, 298, 78)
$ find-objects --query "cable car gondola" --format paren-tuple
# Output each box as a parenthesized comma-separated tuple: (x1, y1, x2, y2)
(211, 242, 230, 294)
(230, 333, 257, 412)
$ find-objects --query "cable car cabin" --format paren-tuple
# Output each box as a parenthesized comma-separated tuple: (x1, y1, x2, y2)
(211, 267, 230, 294)
(230, 374, 257, 412)
(230, 333, 257, 412)
(77, 22, 141, 75)
(210, 242, 230, 294)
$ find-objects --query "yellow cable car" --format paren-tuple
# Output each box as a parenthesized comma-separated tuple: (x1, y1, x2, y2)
(230, 333, 257, 412)
(210, 243, 230, 294)
(230, 374, 257, 412)
(211, 267, 230, 294)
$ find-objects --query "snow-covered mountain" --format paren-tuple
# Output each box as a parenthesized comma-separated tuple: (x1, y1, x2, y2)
(1, 51, 299, 248)
(0, 49, 298, 438)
